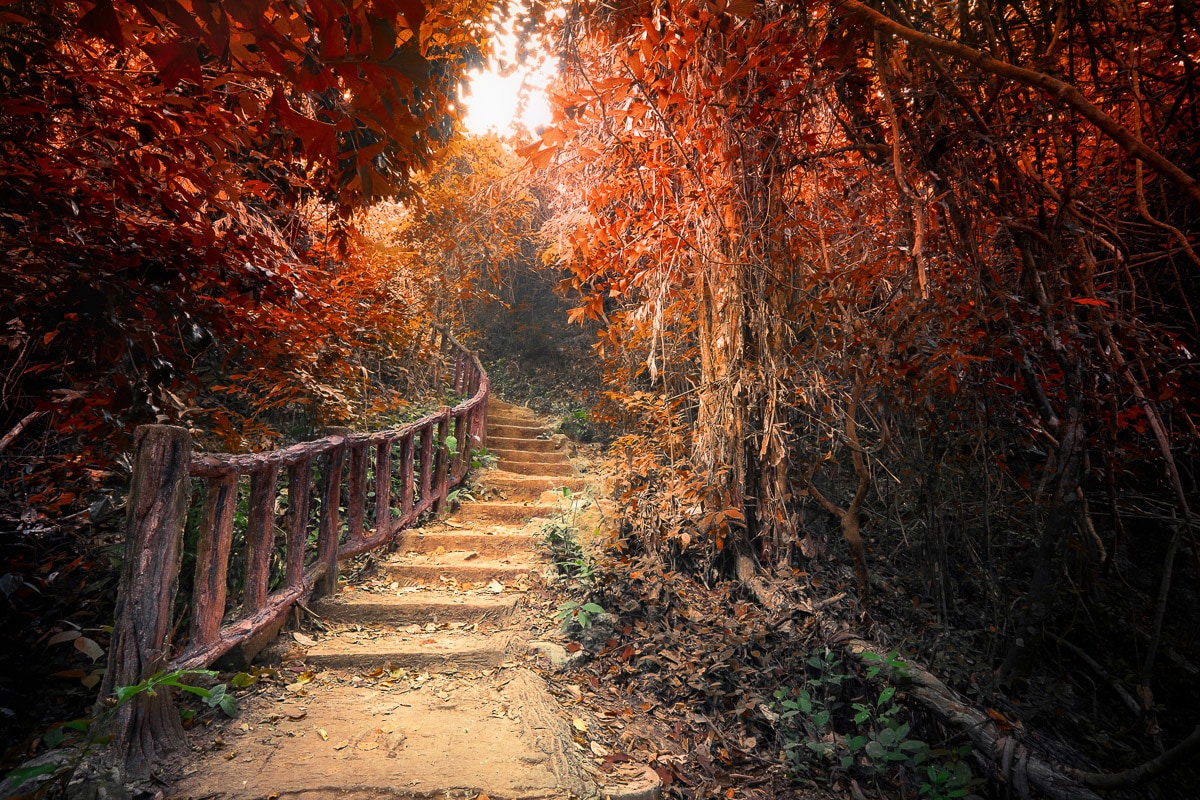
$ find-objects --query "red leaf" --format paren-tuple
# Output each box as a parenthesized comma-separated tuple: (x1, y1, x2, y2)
(143, 41, 203, 89)
(79, 0, 125, 49)
(162, 0, 205, 41)
(224, 0, 270, 26)
(190, 0, 232, 55)
(1069, 297, 1110, 307)
(268, 87, 339, 157)
(310, 0, 347, 60)
(396, 0, 425, 32)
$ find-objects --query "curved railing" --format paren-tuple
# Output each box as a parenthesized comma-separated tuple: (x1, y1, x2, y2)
(101, 331, 487, 767)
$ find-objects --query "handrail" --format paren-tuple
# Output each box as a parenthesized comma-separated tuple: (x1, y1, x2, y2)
(100, 331, 488, 773)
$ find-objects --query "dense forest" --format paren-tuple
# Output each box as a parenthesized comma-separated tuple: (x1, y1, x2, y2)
(3, 0, 1199, 798)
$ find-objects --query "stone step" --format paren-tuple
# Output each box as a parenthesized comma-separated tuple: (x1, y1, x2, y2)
(487, 412, 543, 427)
(488, 399, 538, 416)
(452, 500, 561, 524)
(384, 556, 541, 587)
(303, 629, 518, 671)
(491, 447, 571, 465)
(310, 589, 519, 625)
(487, 435, 561, 453)
(476, 471, 588, 499)
(492, 459, 574, 477)
(394, 528, 539, 557)
(170, 669, 583, 800)
(487, 422, 547, 440)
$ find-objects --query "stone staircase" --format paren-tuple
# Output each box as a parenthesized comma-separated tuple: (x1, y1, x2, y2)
(169, 401, 605, 800)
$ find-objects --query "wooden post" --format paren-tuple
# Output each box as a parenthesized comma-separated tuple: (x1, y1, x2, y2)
(452, 412, 466, 480)
(99, 425, 192, 779)
(399, 433, 415, 522)
(285, 457, 311, 590)
(243, 464, 280, 612)
(190, 472, 237, 647)
(316, 431, 347, 597)
(346, 440, 367, 542)
(374, 438, 393, 538)
(433, 414, 450, 515)
(419, 422, 433, 504)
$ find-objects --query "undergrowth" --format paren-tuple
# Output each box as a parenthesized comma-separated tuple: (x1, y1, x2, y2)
(564, 542, 977, 800)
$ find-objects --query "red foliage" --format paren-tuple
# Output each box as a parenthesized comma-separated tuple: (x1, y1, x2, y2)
(0, 0, 493, 463)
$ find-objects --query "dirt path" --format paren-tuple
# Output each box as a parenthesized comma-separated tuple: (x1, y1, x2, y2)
(168, 401, 658, 800)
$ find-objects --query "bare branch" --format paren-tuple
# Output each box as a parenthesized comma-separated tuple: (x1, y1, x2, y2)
(841, 0, 1200, 206)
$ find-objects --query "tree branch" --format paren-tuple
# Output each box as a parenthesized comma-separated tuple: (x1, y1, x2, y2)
(840, 0, 1200, 206)
(0, 411, 43, 454)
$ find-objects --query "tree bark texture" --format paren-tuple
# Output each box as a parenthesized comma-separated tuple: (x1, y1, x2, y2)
(98, 425, 192, 779)
(315, 429, 348, 597)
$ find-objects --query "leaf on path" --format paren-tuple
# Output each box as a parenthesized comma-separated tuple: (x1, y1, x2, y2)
(573, 717, 588, 732)
(229, 672, 257, 688)
(316, 727, 329, 741)
(293, 632, 318, 647)
(488, 580, 505, 593)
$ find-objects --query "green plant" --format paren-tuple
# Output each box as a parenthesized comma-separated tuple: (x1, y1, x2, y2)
(557, 408, 596, 442)
(919, 749, 975, 800)
(541, 489, 595, 581)
(770, 648, 968, 795)
(541, 487, 608, 632)
(861, 649, 913, 681)
(4, 669, 237, 796)
(469, 446, 498, 470)
(555, 601, 606, 629)
(845, 687, 929, 772)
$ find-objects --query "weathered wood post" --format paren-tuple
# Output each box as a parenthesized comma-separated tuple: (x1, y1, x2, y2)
(374, 437, 393, 538)
(284, 458, 312, 590)
(433, 412, 451, 515)
(346, 439, 368, 542)
(316, 429, 348, 597)
(399, 433, 415, 521)
(243, 463, 281, 612)
(419, 422, 434, 503)
(99, 425, 192, 778)
(189, 471, 236, 648)
(452, 411, 466, 479)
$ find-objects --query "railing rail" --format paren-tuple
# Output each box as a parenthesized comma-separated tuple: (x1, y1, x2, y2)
(100, 330, 488, 774)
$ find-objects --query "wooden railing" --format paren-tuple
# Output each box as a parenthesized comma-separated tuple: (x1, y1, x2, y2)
(100, 332, 487, 772)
